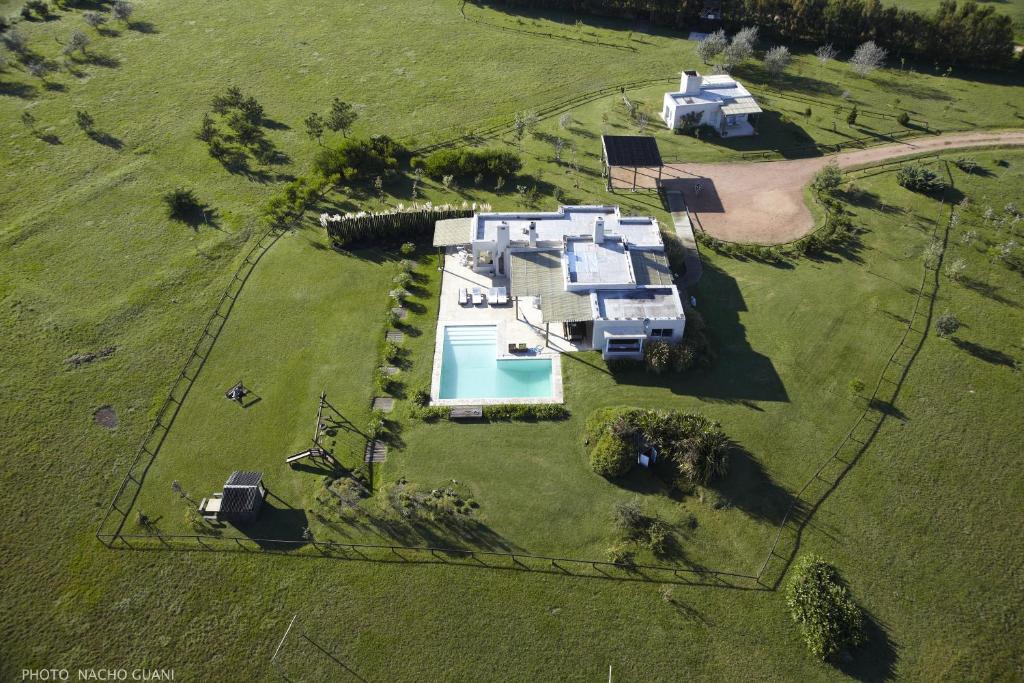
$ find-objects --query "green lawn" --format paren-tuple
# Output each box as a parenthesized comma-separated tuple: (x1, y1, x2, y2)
(2, 0, 1024, 676)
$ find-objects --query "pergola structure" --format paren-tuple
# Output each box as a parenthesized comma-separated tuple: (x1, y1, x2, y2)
(508, 249, 593, 345)
(602, 135, 664, 192)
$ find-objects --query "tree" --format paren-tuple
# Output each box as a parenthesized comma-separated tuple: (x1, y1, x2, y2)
(83, 11, 108, 31)
(558, 112, 573, 129)
(727, 26, 758, 64)
(897, 164, 945, 194)
(1, 29, 28, 55)
(815, 43, 837, 65)
(850, 40, 887, 76)
(326, 98, 357, 137)
(763, 45, 792, 78)
(112, 0, 133, 23)
(787, 555, 865, 660)
(304, 112, 325, 144)
(846, 105, 858, 126)
(75, 110, 95, 133)
(812, 162, 842, 192)
(697, 29, 727, 65)
(26, 60, 48, 81)
(63, 30, 90, 57)
(20, 110, 36, 132)
(935, 311, 960, 337)
(944, 258, 966, 281)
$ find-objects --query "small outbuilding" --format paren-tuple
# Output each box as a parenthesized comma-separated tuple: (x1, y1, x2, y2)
(200, 471, 266, 523)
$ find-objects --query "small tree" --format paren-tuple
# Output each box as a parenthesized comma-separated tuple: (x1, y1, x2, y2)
(302, 112, 325, 144)
(846, 106, 858, 126)
(697, 29, 727, 65)
(850, 40, 887, 77)
(896, 111, 910, 126)
(83, 11, 108, 31)
(63, 30, 90, 57)
(897, 164, 945, 194)
(20, 110, 36, 132)
(112, 0, 133, 23)
(815, 43, 837, 65)
(726, 26, 758, 64)
(612, 498, 648, 540)
(944, 258, 966, 281)
(935, 312, 960, 337)
(326, 98, 357, 137)
(26, 60, 48, 82)
(558, 112, 572, 129)
(763, 45, 791, 79)
(1, 29, 29, 55)
(75, 109, 95, 133)
(848, 378, 866, 395)
(812, 162, 842, 192)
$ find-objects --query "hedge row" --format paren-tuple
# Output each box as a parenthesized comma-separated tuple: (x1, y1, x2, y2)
(323, 206, 474, 248)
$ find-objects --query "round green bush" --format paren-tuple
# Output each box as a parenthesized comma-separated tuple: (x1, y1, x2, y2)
(590, 432, 634, 479)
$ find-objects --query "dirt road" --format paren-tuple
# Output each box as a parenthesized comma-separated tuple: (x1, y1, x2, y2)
(655, 129, 1024, 244)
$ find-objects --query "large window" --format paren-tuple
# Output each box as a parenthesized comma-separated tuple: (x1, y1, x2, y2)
(607, 338, 642, 353)
(650, 328, 673, 338)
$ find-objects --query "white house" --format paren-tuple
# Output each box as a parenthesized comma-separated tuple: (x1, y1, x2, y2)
(465, 206, 685, 360)
(661, 70, 761, 137)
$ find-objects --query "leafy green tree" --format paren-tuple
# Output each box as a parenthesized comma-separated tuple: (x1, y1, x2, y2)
(935, 311, 960, 337)
(304, 112, 325, 144)
(812, 162, 843, 192)
(846, 106, 858, 126)
(326, 98, 357, 137)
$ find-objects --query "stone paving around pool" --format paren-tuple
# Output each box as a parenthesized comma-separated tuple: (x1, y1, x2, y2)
(429, 250, 575, 406)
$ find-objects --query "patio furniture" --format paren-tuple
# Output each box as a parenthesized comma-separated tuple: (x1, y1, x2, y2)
(508, 343, 518, 354)
(458, 287, 469, 306)
(199, 494, 223, 521)
(471, 287, 484, 305)
(489, 286, 508, 306)
(516, 342, 528, 352)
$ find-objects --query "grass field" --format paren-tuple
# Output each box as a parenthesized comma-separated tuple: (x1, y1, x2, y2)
(2, 0, 1024, 677)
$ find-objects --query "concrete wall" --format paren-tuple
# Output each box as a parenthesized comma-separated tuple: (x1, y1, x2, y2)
(593, 318, 686, 359)
(662, 96, 722, 131)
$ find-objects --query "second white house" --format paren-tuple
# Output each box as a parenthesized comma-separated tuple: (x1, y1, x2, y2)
(661, 70, 761, 137)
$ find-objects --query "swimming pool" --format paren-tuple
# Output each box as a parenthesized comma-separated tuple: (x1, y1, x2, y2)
(438, 326, 553, 400)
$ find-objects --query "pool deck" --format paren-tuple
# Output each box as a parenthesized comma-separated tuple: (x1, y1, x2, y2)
(429, 250, 573, 406)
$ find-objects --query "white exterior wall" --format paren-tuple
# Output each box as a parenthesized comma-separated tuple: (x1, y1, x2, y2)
(662, 96, 722, 131)
(593, 318, 687, 359)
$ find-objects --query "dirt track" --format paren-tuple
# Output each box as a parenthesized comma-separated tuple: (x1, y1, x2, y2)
(650, 130, 1024, 244)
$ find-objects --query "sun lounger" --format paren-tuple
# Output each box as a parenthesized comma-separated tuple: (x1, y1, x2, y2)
(471, 287, 484, 305)
(458, 287, 469, 306)
(516, 343, 528, 352)
(489, 287, 508, 306)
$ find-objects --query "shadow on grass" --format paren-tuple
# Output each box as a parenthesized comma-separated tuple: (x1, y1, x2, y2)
(604, 260, 789, 404)
(0, 81, 38, 98)
(236, 499, 310, 550)
(128, 20, 158, 33)
(837, 609, 900, 682)
(86, 128, 124, 149)
(710, 444, 804, 526)
(950, 337, 1018, 368)
(960, 276, 1021, 308)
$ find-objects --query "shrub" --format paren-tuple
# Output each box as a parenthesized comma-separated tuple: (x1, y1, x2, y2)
(848, 378, 866, 395)
(482, 404, 569, 421)
(366, 411, 386, 440)
(812, 163, 842, 192)
(644, 340, 673, 374)
(313, 136, 403, 182)
(392, 271, 413, 289)
(162, 188, 201, 221)
(422, 147, 522, 180)
(644, 518, 670, 556)
(411, 387, 430, 407)
(935, 311, 960, 337)
(606, 543, 635, 567)
(896, 164, 945, 194)
(399, 241, 416, 256)
(675, 418, 730, 484)
(590, 432, 635, 479)
(786, 555, 865, 660)
(954, 156, 978, 174)
(896, 111, 910, 126)
(612, 498, 648, 539)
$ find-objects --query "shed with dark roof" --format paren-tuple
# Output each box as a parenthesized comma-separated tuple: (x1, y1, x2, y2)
(219, 471, 266, 523)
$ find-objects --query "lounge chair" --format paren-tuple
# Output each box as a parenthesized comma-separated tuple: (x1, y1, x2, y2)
(516, 342, 528, 352)
(489, 287, 508, 306)
(458, 287, 469, 306)
(471, 287, 484, 305)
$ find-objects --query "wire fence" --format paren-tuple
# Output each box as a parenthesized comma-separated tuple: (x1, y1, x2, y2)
(95, 226, 286, 542)
(98, 530, 764, 588)
(755, 161, 956, 588)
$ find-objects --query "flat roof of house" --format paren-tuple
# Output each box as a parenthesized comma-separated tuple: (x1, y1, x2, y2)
(566, 239, 633, 286)
(474, 206, 662, 247)
(601, 135, 663, 168)
(596, 287, 684, 320)
(669, 74, 755, 107)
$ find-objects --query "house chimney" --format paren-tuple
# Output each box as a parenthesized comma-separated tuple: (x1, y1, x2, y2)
(528, 221, 537, 248)
(593, 216, 605, 243)
(496, 221, 510, 253)
(681, 70, 702, 96)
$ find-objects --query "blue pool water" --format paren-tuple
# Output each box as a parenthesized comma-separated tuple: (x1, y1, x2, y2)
(439, 326, 553, 400)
